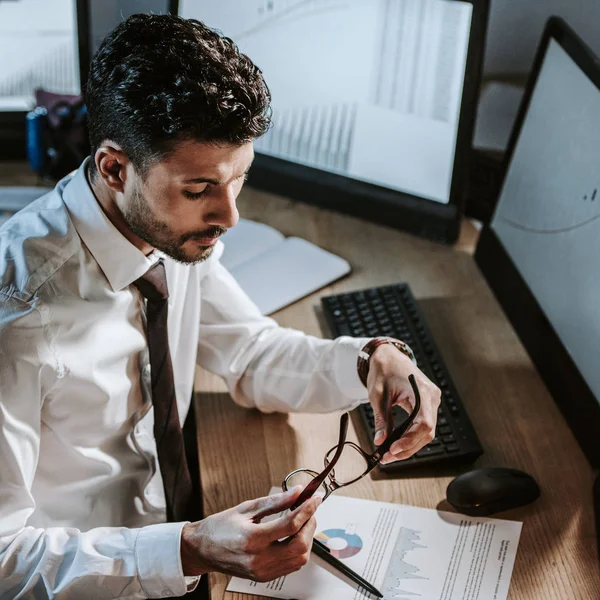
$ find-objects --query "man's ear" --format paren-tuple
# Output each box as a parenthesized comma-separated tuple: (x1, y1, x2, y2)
(93, 143, 130, 194)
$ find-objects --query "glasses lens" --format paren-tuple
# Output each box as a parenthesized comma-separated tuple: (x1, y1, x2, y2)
(285, 469, 328, 499)
(325, 443, 369, 485)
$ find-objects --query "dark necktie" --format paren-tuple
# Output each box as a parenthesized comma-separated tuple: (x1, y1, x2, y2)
(134, 259, 194, 522)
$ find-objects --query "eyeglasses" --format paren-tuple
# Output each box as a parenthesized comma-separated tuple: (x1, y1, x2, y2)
(283, 374, 421, 510)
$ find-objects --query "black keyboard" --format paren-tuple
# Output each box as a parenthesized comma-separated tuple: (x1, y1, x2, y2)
(321, 283, 483, 472)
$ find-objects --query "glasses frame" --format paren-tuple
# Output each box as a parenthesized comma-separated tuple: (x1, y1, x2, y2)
(283, 373, 422, 509)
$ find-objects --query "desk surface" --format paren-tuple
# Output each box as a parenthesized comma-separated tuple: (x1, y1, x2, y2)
(195, 186, 599, 600)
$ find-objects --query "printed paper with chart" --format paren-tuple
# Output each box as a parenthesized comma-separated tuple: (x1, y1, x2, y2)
(226, 490, 522, 600)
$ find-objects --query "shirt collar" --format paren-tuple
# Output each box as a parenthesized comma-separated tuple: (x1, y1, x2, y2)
(61, 158, 161, 292)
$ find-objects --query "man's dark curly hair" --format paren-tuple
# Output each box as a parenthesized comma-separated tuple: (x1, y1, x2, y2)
(85, 13, 271, 177)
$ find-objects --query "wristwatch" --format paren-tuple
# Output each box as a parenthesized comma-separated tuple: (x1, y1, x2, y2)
(357, 337, 417, 387)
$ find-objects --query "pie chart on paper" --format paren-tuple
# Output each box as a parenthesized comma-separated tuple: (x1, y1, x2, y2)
(315, 528, 363, 559)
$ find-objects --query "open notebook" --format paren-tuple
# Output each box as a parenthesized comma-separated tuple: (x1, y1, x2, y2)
(220, 219, 351, 315)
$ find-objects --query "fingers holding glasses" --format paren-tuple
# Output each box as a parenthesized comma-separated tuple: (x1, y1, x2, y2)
(276, 506, 318, 562)
(180, 487, 320, 582)
(367, 343, 421, 446)
(369, 378, 395, 446)
(258, 493, 322, 543)
(252, 513, 317, 580)
(240, 485, 304, 522)
(383, 376, 441, 463)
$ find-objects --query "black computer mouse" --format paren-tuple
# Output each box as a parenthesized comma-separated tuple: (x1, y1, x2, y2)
(446, 467, 540, 516)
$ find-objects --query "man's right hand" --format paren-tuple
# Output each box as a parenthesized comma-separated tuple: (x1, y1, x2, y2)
(180, 486, 321, 582)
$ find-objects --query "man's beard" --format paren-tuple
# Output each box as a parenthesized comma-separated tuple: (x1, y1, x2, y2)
(123, 183, 226, 265)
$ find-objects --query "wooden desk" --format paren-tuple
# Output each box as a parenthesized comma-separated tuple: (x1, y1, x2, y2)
(195, 187, 599, 600)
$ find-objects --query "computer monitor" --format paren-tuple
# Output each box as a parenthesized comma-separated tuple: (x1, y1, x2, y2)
(76, 0, 178, 89)
(475, 17, 600, 468)
(179, 0, 490, 243)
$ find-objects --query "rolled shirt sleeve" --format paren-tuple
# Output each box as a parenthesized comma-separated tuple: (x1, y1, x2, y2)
(197, 257, 372, 413)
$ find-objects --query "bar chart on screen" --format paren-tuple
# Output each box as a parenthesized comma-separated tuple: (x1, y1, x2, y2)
(179, 0, 473, 204)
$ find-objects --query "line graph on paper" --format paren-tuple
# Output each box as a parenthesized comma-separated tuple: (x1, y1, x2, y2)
(381, 527, 428, 599)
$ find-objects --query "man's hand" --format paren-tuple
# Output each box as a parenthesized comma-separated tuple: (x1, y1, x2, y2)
(367, 344, 441, 463)
(180, 486, 320, 581)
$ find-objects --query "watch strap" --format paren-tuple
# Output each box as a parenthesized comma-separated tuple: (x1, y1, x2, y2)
(357, 337, 416, 387)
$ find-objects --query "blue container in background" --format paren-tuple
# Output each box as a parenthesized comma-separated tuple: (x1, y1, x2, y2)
(26, 106, 48, 174)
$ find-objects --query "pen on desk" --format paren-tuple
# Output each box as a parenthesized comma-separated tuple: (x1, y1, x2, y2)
(311, 538, 383, 598)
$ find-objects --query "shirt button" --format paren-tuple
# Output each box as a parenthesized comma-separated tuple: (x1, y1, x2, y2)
(162, 590, 173, 597)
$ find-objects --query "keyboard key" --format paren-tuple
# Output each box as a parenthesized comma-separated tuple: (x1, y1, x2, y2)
(446, 443, 460, 453)
(416, 445, 445, 457)
(438, 425, 452, 435)
(337, 324, 351, 336)
(442, 435, 455, 444)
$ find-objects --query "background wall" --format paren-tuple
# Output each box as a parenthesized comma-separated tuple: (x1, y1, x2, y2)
(484, 0, 600, 75)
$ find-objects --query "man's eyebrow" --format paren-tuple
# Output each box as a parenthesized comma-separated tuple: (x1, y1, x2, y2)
(183, 159, 254, 185)
(182, 175, 222, 185)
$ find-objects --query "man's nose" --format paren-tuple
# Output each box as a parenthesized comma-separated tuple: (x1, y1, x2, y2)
(204, 185, 240, 230)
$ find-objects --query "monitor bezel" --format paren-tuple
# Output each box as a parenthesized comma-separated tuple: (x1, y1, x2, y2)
(475, 16, 600, 468)
(76, 0, 180, 90)
(242, 0, 490, 244)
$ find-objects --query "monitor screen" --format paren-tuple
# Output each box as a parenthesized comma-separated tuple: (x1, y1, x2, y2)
(490, 38, 600, 406)
(179, 0, 473, 205)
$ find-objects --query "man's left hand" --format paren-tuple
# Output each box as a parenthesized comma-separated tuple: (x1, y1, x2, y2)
(366, 344, 441, 463)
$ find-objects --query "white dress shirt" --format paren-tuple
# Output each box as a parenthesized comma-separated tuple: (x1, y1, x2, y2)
(0, 160, 371, 599)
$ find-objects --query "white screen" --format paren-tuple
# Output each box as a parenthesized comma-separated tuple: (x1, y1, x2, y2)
(0, 0, 79, 109)
(491, 39, 600, 404)
(179, 0, 473, 204)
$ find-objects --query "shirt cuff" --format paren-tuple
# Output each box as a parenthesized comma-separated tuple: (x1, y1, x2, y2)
(135, 522, 189, 598)
(185, 576, 201, 591)
(333, 336, 373, 400)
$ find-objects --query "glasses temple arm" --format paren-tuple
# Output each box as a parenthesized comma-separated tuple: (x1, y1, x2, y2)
(291, 412, 350, 507)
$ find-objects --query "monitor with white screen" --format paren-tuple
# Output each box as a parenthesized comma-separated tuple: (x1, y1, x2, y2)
(179, 0, 490, 243)
(476, 17, 600, 468)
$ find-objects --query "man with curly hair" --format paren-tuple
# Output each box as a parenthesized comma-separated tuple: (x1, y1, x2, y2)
(0, 14, 440, 599)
